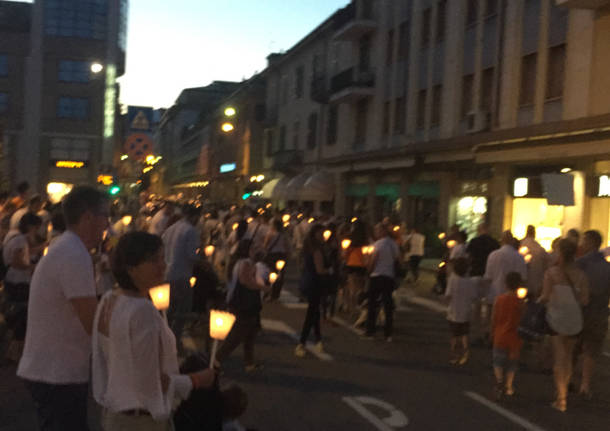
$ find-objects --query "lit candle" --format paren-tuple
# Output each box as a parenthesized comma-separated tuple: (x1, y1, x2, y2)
(297, 213, 303, 219)
(43, 247, 48, 256)
(341, 239, 351, 249)
(275, 260, 285, 271)
(208, 309, 236, 368)
(282, 214, 291, 223)
(446, 240, 457, 249)
(438, 261, 446, 268)
(351, 217, 358, 223)
(47, 223, 53, 233)
(189, 277, 197, 288)
(323, 230, 332, 241)
(269, 272, 278, 284)
(393, 225, 400, 232)
(308, 217, 315, 224)
(438, 232, 446, 240)
(204, 245, 215, 257)
(122, 215, 132, 226)
(519, 246, 529, 256)
(605, 255, 610, 263)
(266, 203, 272, 209)
(283, 221, 290, 228)
(149, 284, 170, 310)
(247, 217, 253, 224)
(232, 222, 239, 231)
(524, 254, 533, 264)
(517, 287, 528, 299)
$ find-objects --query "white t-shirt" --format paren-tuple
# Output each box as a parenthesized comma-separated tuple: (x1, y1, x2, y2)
(9, 207, 28, 230)
(148, 210, 170, 236)
(162, 219, 200, 281)
(370, 237, 400, 278)
(449, 243, 468, 260)
(3, 231, 31, 284)
(484, 245, 527, 303)
(92, 292, 192, 420)
(445, 275, 479, 323)
(17, 231, 97, 384)
(405, 232, 425, 257)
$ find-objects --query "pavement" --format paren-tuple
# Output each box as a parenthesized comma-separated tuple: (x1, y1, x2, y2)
(1, 266, 609, 431)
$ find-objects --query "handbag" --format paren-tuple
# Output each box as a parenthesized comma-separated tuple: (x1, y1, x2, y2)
(518, 300, 549, 342)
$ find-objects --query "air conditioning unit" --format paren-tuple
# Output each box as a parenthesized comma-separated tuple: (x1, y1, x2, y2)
(465, 109, 490, 134)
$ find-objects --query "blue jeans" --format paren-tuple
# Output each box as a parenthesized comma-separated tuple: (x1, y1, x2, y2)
(168, 278, 193, 349)
(23, 380, 89, 431)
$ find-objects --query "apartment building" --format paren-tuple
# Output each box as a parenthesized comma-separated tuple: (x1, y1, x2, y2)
(0, 0, 128, 200)
(261, 0, 610, 246)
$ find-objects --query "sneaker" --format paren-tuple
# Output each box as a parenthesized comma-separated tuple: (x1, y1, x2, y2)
(314, 342, 324, 353)
(294, 344, 306, 357)
(458, 350, 470, 365)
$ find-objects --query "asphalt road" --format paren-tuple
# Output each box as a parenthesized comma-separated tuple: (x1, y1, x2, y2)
(1, 273, 609, 431)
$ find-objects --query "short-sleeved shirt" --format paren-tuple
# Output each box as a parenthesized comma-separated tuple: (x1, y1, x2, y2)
(445, 275, 479, 323)
(492, 293, 523, 356)
(3, 230, 31, 284)
(370, 237, 400, 278)
(162, 219, 200, 281)
(17, 230, 97, 384)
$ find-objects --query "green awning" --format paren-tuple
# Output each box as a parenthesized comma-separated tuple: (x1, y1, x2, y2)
(407, 182, 440, 198)
(375, 184, 400, 200)
(346, 184, 370, 197)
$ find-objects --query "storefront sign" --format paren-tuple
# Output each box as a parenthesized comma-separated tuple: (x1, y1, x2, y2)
(220, 163, 236, 173)
(55, 160, 85, 169)
(513, 178, 528, 197)
(598, 175, 610, 197)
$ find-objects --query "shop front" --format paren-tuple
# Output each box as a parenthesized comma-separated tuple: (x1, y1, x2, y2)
(589, 161, 610, 247)
(449, 180, 489, 240)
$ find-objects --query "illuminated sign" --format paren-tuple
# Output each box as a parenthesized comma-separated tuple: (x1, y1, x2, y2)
(97, 175, 113, 185)
(55, 160, 85, 168)
(599, 175, 610, 197)
(513, 178, 528, 197)
(220, 163, 236, 173)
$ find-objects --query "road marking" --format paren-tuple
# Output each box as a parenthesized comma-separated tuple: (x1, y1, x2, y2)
(603, 352, 610, 359)
(464, 391, 547, 431)
(261, 318, 333, 361)
(331, 316, 365, 336)
(405, 296, 447, 313)
(342, 396, 408, 430)
(282, 302, 308, 309)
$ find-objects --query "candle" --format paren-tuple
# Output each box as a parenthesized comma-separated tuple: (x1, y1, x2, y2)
(446, 240, 456, 249)
(209, 310, 236, 340)
(323, 230, 332, 241)
(341, 239, 351, 249)
(438, 261, 446, 268)
(283, 221, 290, 228)
(122, 215, 132, 226)
(518, 246, 529, 256)
(308, 217, 315, 224)
(524, 254, 533, 264)
(438, 232, 446, 240)
(393, 225, 400, 232)
(517, 287, 528, 299)
(47, 223, 53, 233)
(275, 260, 285, 271)
(351, 217, 358, 223)
(246, 217, 253, 224)
(266, 203, 272, 209)
(204, 245, 215, 257)
(189, 277, 197, 288)
(606, 255, 610, 263)
(149, 284, 170, 310)
(232, 222, 239, 231)
(43, 247, 48, 256)
(269, 272, 278, 284)
(282, 214, 290, 223)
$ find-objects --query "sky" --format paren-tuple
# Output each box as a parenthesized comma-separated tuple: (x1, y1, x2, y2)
(119, 0, 350, 108)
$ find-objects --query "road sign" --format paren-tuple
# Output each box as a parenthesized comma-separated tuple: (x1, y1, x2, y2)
(127, 106, 153, 132)
(124, 132, 153, 161)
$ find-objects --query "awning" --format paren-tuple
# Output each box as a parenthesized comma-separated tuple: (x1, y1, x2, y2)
(271, 176, 291, 200)
(300, 171, 335, 201)
(283, 172, 310, 201)
(261, 178, 280, 199)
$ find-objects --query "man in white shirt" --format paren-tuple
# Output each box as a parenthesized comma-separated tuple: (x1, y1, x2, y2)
(520, 225, 549, 297)
(148, 200, 174, 236)
(404, 227, 425, 282)
(9, 194, 43, 230)
(484, 230, 527, 303)
(162, 204, 201, 353)
(18, 186, 109, 431)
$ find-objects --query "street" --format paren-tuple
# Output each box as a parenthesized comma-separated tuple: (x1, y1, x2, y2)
(2, 270, 609, 431)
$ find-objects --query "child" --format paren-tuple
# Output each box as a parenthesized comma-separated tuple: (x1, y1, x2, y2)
(491, 271, 524, 399)
(445, 257, 479, 365)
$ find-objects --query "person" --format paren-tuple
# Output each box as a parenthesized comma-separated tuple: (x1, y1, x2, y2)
(343, 219, 368, 315)
(466, 223, 499, 277)
(0, 200, 17, 243)
(520, 225, 549, 297)
(92, 231, 215, 429)
(449, 231, 468, 260)
(445, 257, 479, 365)
(574, 230, 610, 399)
(10, 181, 30, 209)
(262, 218, 290, 300)
(10, 194, 43, 230)
(217, 240, 270, 371)
(538, 239, 589, 412)
(491, 272, 524, 400)
(162, 204, 202, 354)
(364, 223, 401, 342)
(148, 200, 174, 236)
(484, 231, 527, 306)
(112, 211, 133, 237)
(295, 224, 329, 357)
(404, 226, 425, 282)
(17, 186, 109, 431)
(321, 224, 341, 322)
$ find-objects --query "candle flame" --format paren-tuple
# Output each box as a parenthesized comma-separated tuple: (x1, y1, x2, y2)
(204, 245, 215, 257)
(269, 272, 278, 284)
(323, 230, 331, 241)
(341, 239, 351, 249)
(275, 260, 285, 271)
(308, 217, 315, 224)
(122, 215, 132, 226)
(524, 254, 533, 264)
(351, 217, 358, 223)
(190, 277, 197, 288)
(438, 232, 446, 240)
(517, 287, 528, 299)
(438, 261, 446, 268)
(519, 246, 529, 256)
(43, 247, 49, 256)
(232, 222, 239, 231)
(282, 214, 290, 223)
(393, 225, 400, 232)
(446, 240, 457, 249)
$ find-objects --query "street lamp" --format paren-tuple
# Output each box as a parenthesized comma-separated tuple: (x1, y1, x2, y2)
(91, 62, 104, 74)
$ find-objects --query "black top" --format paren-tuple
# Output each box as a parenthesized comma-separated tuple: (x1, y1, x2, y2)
(467, 234, 500, 276)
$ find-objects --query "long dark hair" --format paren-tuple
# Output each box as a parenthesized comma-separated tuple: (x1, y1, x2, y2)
(350, 220, 368, 247)
(111, 231, 163, 292)
(304, 223, 324, 255)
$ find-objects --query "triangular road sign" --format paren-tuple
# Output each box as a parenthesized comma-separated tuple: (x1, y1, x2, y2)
(131, 110, 150, 130)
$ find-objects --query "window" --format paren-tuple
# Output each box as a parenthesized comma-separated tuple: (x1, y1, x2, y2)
(279, 125, 286, 151)
(265, 129, 275, 156)
(416, 89, 427, 129)
(461, 74, 474, 117)
(312, 54, 321, 76)
(386, 29, 394, 66)
(0, 54, 7, 77)
(295, 66, 304, 99)
(481, 67, 494, 110)
(293, 121, 300, 149)
(281, 75, 288, 105)
(382, 101, 390, 136)
(431, 85, 442, 126)
(57, 97, 89, 119)
(307, 112, 318, 149)
(394, 97, 406, 134)
(546, 44, 565, 100)
(359, 34, 372, 71)
(44, 0, 107, 40)
(327, 105, 338, 145)
(0, 92, 8, 113)
(398, 21, 410, 61)
(466, 0, 478, 27)
(118, 0, 128, 50)
(355, 100, 368, 147)
(421, 8, 431, 47)
(485, 0, 498, 17)
(436, 1, 447, 43)
(58, 60, 90, 83)
(519, 53, 537, 106)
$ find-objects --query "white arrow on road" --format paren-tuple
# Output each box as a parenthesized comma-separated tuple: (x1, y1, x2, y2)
(343, 396, 409, 430)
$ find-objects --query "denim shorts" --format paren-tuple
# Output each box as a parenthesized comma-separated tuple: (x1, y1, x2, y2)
(492, 347, 518, 372)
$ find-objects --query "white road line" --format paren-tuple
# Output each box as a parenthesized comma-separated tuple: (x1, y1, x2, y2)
(464, 391, 547, 431)
(282, 302, 308, 309)
(343, 396, 408, 430)
(331, 316, 365, 336)
(261, 318, 333, 361)
(603, 351, 610, 359)
(406, 296, 447, 313)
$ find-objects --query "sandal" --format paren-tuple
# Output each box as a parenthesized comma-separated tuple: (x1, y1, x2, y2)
(551, 398, 567, 412)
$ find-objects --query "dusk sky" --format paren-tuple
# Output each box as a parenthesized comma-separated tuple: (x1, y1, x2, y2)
(120, 0, 349, 108)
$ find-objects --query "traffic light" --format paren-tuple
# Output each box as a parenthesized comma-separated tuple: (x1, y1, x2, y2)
(109, 185, 120, 195)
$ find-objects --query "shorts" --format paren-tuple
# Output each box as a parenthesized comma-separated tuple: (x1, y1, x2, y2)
(448, 321, 470, 337)
(493, 347, 519, 372)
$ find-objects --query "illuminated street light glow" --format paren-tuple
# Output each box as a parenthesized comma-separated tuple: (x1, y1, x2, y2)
(224, 107, 236, 117)
(91, 62, 104, 74)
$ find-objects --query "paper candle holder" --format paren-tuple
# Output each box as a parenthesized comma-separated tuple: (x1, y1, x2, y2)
(517, 287, 528, 299)
(204, 245, 215, 257)
(323, 230, 331, 241)
(275, 260, 285, 271)
(341, 239, 351, 249)
(209, 309, 236, 340)
(269, 272, 278, 284)
(149, 283, 170, 310)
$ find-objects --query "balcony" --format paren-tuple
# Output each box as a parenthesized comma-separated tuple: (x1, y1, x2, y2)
(310, 74, 329, 104)
(272, 149, 303, 173)
(329, 67, 375, 104)
(554, 0, 610, 8)
(332, 2, 377, 41)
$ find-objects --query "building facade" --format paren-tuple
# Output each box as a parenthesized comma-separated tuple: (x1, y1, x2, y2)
(0, 0, 128, 200)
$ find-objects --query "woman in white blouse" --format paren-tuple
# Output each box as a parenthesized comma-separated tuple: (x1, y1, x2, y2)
(92, 231, 215, 430)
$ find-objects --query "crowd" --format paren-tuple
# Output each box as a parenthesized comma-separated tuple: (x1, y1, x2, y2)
(0, 182, 608, 429)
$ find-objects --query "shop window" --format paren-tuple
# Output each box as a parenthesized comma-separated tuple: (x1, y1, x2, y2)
(44, 0, 107, 40)
(394, 97, 406, 134)
(456, 196, 488, 240)
(520, 53, 537, 106)
(57, 97, 89, 119)
(546, 44, 565, 100)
